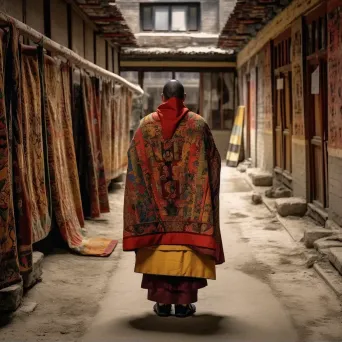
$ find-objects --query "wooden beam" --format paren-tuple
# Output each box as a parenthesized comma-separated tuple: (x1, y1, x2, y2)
(237, 0, 322, 68)
(102, 33, 133, 38)
(0, 12, 143, 95)
(120, 61, 236, 68)
(88, 16, 123, 22)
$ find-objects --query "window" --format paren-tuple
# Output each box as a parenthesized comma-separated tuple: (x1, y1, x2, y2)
(140, 4, 200, 32)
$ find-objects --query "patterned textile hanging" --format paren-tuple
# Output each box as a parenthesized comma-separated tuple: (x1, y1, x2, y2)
(20, 45, 51, 243)
(43, 58, 116, 256)
(0, 28, 21, 290)
(6, 24, 33, 274)
(101, 81, 115, 182)
(81, 73, 109, 218)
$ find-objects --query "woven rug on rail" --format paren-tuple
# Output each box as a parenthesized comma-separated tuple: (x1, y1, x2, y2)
(81, 73, 110, 218)
(21, 45, 51, 243)
(43, 59, 116, 257)
(0, 27, 22, 290)
(114, 85, 132, 176)
(226, 106, 245, 167)
(101, 81, 115, 182)
(7, 26, 33, 275)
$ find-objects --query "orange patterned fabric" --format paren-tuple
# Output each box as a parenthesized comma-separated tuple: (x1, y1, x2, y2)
(44, 59, 116, 256)
(81, 73, 109, 217)
(123, 111, 224, 265)
(8, 26, 33, 274)
(60, 65, 84, 227)
(0, 28, 21, 290)
(114, 86, 132, 176)
(21, 46, 51, 244)
(101, 81, 115, 182)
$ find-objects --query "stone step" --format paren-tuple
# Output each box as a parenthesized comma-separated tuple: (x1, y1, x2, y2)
(328, 247, 342, 276)
(0, 282, 23, 312)
(23, 251, 44, 289)
(314, 260, 342, 298)
(265, 186, 292, 199)
(304, 228, 333, 248)
(308, 203, 328, 226)
(275, 197, 307, 217)
(314, 237, 342, 255)
(248, 169, 273, 187)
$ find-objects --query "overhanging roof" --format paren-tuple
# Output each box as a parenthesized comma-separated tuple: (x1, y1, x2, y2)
(218, 0, 292, 52)
(74, 0, 137, 47)
(122, 47, 234, 59)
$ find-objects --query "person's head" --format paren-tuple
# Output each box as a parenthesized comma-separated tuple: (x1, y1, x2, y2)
(161, 79, 186, 102)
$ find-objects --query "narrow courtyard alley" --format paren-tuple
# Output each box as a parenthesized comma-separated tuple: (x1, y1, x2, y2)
(1, 166, 341, 342)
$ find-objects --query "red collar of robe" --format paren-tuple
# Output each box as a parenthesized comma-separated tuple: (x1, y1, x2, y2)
(154, 97, 189, 140)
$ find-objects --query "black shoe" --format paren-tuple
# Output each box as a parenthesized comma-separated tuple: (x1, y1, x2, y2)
(153, 303, 172, 317)
(174, 304, 196, 318)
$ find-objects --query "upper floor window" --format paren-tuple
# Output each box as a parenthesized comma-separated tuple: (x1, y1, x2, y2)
(140, 3, 200, 32)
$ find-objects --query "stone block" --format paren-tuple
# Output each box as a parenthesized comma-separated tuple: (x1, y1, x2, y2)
(16, 301, 38, 314)
(328, 248, 342, 275)
(237, 164, 247, 173)
(275, 197, 307, 217)
(304, 228, 333, 248)
(265, 186, 292, 199)
(0, 282, 23, 312)
(314, 237, 342, 254)
(250, 171, 273, 187)
(325, 219, 342, 233)
(251, 192, 262, 205)
(23, 252, 44, 289)
(308, 203, 328, 226)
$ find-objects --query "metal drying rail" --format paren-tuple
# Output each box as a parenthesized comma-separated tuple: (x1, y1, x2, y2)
(0, 12, 144, 95)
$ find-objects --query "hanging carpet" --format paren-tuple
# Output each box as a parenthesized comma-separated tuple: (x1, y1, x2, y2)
(44, 58, 116, 256)
(80, 73, 109, 218)
(0, 28, 21, 290)
(7, 26, 33, 274)
(101, 81, 115, 182)
(21, 45, 51, 243)
(226, 106, 245, 167)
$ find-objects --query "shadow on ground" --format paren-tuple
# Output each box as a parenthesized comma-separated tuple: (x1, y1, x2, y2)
(128, 313, 229, 335)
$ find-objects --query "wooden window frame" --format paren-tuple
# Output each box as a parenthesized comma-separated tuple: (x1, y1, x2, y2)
(140, 3, 201, 33)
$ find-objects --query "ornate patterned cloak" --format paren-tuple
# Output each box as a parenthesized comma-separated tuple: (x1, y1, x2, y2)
(123, 111, 225, 265)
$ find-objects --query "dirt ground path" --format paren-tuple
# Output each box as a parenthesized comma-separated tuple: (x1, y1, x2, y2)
(1, 167, 342, 342)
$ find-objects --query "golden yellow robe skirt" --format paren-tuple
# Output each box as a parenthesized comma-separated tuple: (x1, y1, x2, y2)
(135, 245, 216, 280)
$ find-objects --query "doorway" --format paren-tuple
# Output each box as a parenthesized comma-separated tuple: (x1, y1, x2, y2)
(304, 3, 329, 209)
(273, 29, 293, 188)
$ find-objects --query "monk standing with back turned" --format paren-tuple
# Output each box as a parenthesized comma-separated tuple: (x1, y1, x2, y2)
(123, 80, 224, 318)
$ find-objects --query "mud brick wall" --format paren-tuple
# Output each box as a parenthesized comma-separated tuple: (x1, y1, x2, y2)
(114, 47, 119, 74)
(327, 1, 342, 226)
(96, 36, 106, 70)
(108, 46, 113, 72)
(51, 0, 68, 47)
(256, 45, 273, 173)
(72, 9, 84, 57)
(27, 0, 45, 34)
(0, 0, 23, 22)
(291, 141, 307, 199)
(291, 18, 307, 199)
(328, 155, 342, 226)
